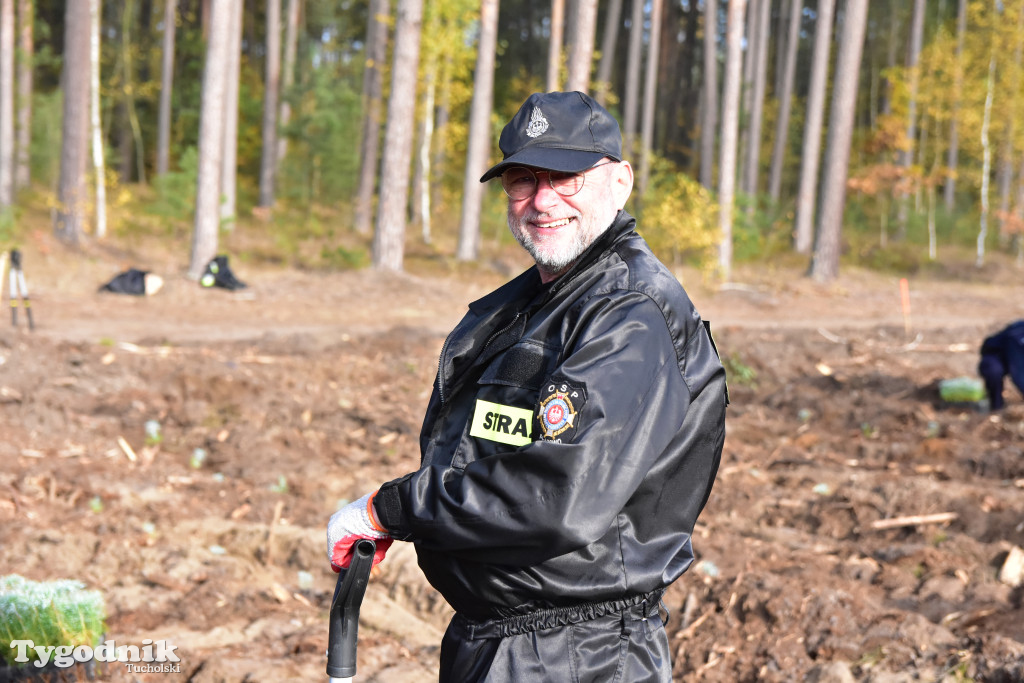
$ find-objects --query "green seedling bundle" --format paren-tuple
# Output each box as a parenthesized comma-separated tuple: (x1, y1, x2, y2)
(938, 377, 987, 403)
(0, 575, 106, 667)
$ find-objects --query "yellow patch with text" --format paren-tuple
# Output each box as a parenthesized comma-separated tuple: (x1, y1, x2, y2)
(469, 399, 534, 447)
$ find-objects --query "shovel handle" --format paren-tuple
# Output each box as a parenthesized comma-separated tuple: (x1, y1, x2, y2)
(326, 538, 376, 681)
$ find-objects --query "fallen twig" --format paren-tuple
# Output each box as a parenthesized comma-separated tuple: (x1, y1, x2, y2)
(870, 512, 957, 530)
(676, 607, 715, 640)
(817, 327, 847, 344)
(263, 500, 285, 566)
(117, 437, 137, 462)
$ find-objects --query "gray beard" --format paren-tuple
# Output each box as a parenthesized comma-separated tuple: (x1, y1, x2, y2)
(507, 205, 617, 277)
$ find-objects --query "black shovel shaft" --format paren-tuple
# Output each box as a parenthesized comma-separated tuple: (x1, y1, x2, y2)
(326, 539, 376, 679)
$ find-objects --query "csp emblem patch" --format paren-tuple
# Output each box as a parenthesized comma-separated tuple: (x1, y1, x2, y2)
(536, 380, 587, 441)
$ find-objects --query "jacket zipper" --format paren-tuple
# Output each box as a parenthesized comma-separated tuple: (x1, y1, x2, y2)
(436, 311, 524, 407)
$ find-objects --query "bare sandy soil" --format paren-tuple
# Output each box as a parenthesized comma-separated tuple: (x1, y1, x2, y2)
(2, 233, 1024, 682)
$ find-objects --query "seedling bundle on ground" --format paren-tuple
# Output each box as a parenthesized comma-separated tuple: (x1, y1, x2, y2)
(0, 575, 106, 668)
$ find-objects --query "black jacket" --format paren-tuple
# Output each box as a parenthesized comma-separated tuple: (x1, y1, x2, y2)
(375, 211, 727, 620)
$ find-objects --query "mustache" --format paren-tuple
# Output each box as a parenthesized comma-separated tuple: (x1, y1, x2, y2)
(509, 209, 582, 226)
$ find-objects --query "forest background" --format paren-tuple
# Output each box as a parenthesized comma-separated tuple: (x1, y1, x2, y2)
(0, 0, 1022, 285)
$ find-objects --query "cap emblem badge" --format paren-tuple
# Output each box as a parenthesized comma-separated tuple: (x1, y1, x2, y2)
(525, 107, 549, 138)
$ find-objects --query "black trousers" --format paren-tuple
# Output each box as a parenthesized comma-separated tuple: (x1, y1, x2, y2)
(438, 593, 672, 683)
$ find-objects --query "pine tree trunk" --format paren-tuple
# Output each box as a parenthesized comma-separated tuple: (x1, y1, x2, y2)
(119, 0, 146, 184)
(793, 0, 834, 254)
(896, 0, 925, 240)
(737, 0, 756, 191)
(565, 0, 597, 93)
(768, 0, 802, 203)
(638, 0, 662, 202)
(219, 0, 243, 230)
(156, 0, 176, 176)
(14, 0, 31, 191)
(622, 0, 644, 160)
(0, 0, 14, 206)
(718, 0, 746, 281)
(354, 0, 389, 235)
(547, 0, 565, 92)
(456, 0, 499, 262)
(698, 0, 718, 190)
(277, 0, 301, 165)
(373, 0, 424, 271)
(55, 0, 91, 245)
(997, 4, 1023, 243)
(90, 0, 106, 238)
(258, 0, 282, 208)
(811, 0, 869, 283)
(188, 0, 233, 278)
(740, 0, 770, 201)
(594, 0, 622, 105)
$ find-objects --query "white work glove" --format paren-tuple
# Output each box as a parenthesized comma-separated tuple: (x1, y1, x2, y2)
(327, 491, 392, 572)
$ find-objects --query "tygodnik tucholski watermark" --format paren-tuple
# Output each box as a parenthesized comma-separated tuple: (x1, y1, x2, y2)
(8, 638, 181, 673)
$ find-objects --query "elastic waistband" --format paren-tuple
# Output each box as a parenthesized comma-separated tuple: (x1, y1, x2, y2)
(452, 591, 664, 640)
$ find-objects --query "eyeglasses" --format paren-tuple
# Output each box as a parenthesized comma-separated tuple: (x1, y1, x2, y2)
(500, 161, 618, 200)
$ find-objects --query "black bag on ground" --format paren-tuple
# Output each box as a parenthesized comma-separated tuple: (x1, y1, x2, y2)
(200, 255, 247, 290)
(99, 268, 151, 296)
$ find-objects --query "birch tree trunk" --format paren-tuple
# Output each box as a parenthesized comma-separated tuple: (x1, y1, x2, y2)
(944, 0, 966, 211)
(89, 0, 106, 238)
(14, 0, 31, 190)
(277, 0, 300, 164)
(156, 0, 176, 176)
(638, 0, 663, 202)
(373, 0, 424, 271)
(811, 0, 869, 283)
(547, 0, 565, 92)
(219, 0, 244, 230)
(55, 0, 91, 245)
(431, 55, 452, 217)
(565, 0, 597, 93)
(768, 0, 802, 203)
(594, 0, 622, 105)
(411, 12, 438, 240)
(354, 0, 389, 235)
(0, 0, 14, 207)
(456, 0, 499, 262)
(257, 0, 282, 208)
(793, 0, 835, 254)
(413, 71, 436, 243)
(977, 45, 996, 268)
(188, 0, 233, 279)
(622, 0, 644, 160)
(718, 0, 746, 281)
(699, 0, 718, 190)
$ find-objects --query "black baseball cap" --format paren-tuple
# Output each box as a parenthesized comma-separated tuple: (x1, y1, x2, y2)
(480, 91, 623, 183)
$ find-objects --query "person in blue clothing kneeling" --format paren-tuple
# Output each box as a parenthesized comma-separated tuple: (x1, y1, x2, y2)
(979, 320, 1024, 411)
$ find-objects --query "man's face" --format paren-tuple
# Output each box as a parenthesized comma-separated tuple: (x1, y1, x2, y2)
(505, 161, 624, 282)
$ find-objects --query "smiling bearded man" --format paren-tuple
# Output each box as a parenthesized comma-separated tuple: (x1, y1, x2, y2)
(326, 91, 728, 682)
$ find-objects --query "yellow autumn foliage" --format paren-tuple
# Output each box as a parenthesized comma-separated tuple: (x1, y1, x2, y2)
(637, 158, 719, 272)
